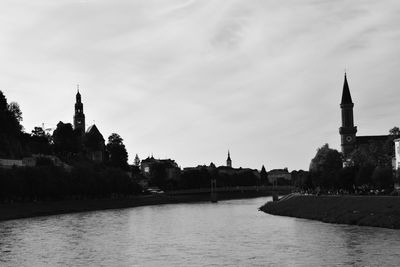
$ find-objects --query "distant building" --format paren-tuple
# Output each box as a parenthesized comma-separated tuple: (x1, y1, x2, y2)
(339, 74, 395, 167)
(0, 158, 23, 168)
(141, 156, 180, 180)
(394, 139, 400, 170)
(268, 168, 291, 186)
(226, 151, 232, 168)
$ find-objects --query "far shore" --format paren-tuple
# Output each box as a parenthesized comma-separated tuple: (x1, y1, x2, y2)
(259, 194, 400, 229)
(0, 191, 277, 222)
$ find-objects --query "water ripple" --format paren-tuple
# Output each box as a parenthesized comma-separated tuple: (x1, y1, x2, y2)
(1, 197, 400, 266)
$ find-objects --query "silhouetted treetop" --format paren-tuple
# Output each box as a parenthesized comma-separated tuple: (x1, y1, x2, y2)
(108, 133, 124, 146)
(309, 144, 342, 173)
(53, 121, 80, 155)
(0, 91, 23, 136)
(389, 126, 400, 136)
(106, 133, 128, 170)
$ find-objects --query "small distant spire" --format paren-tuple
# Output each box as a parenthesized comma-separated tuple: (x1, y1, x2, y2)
(226, 150, 232, 167)
(77, 84, 80, 93)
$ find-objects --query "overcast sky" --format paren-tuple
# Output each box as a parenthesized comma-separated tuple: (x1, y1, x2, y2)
(1, 0, 400, 170)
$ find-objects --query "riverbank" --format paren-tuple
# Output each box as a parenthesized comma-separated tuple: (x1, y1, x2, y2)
(0, 191, 276, 222)
(259, 194, 400, 229)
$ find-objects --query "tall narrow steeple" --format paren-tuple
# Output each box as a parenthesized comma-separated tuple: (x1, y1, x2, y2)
(339, 73, 357, 157)
(73, 85, 85, 134)
(341, 73, 353, 105)
(226, 150, 232, 168)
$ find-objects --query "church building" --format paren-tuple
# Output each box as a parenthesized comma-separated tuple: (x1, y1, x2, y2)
(73, 88, 105, 163)
(339, 74, 394, 166)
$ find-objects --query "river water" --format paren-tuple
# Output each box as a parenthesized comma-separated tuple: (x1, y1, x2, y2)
(1, 197, 400, 266)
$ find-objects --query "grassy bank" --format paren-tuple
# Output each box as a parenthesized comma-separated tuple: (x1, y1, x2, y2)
(0, 191, 275, 222)
(260, 195, 400, 229)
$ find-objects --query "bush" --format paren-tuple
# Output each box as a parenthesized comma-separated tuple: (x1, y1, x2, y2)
(355, 164, 375, 187)
(372, 167, 394, 190)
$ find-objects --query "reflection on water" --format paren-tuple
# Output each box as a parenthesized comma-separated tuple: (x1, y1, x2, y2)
(1, 197, 400, 266)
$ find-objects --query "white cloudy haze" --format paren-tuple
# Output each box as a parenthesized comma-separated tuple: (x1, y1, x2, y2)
(1, 0, 400, 170)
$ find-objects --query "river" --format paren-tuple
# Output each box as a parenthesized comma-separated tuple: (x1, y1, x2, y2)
(1, 197, 400, 266)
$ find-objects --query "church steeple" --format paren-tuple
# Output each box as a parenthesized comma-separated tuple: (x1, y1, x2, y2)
(341, 73, 353, 105)
(226, 150, 232, 168)
(339, 73, 357, 157)
(73, 85, 85, 134)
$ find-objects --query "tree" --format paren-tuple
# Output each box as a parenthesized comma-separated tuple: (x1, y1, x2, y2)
(106, 133, 128, 170)
(389, 126, 400, 136)
(52, 122, 80, 155)
(309, 144, 342, 189)
(336, 166, 357, 192)
(349, 139, 394, 168)
(291, 170, 310, 189)
(260, 165, 269, 185)
(0, 91, 23, 136)
(355, 163, 375, 187)
(371, 167, 393, 190)
(8, 102, 22, 122)
(310, 144, 342, 173)
(0, 91, 24, 157)
(28, 127, 52, 154)
(32, 127, 45, 137)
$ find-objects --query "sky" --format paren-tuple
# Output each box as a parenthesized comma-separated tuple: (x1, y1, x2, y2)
(1, 0, 400, 171)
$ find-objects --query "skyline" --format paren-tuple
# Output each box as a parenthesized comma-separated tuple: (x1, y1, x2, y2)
(2, 1, 400, 170)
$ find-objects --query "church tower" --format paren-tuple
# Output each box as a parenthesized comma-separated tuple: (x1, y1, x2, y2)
(226, 150, 232, 168)
(73, 87, 85, 135)
(339, 73, 357, 157)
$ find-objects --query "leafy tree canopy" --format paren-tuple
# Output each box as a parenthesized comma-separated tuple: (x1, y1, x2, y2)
(0, 91, 23, 136)
(52, 121, 80, 155)
(106, 133, 128, 170)
(389, 126, 400, 136)
(309, 144, 342, 173)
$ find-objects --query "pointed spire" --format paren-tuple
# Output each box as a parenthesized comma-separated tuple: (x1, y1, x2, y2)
(227, 150, 231, 160)
(341, 73, 353, 105)
(76, 84, 82, 103)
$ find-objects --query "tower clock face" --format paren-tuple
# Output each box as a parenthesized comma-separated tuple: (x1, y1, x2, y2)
(346, 136, 353, 142)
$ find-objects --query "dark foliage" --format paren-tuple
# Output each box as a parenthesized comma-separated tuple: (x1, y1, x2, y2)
(335, 166, 357, 192)
(53, 121, 81, 156)
(260, 165, 270, 185)
(0, 164, 142, 202)
(106, 133, 129, 170)
(0, 91, 24, 158)
(372, 167, 394, 190)
(177, 167, 260, 190)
